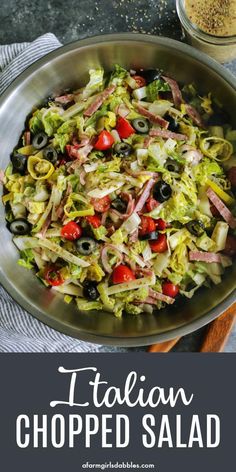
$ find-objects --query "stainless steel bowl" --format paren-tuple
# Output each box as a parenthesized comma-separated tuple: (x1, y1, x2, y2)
(0, 33, 236, 347)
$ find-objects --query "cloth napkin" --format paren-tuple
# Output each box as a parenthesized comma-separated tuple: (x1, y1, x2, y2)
(0, 33, 128, 353)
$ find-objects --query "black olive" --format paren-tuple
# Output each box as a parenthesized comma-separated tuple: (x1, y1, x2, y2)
(10, 153, 27, 174)
(186, 220, 205, 237)
(111, 198, 127, 213)
(32, 132, 48, 150)
(165, 158, 180, 173)
(76, 237, 96, 255)
(43, 146, 58, 164)
(138, 69, 161, 84)
(113, 142, 132, 157)
(165, 114, 179, 132)
(9, 218, 31, 235)
(83, 280, 99, 301)
(153, 181, 172, 202)
(140, 231, 159, 241)
(132, 118, 150, 134)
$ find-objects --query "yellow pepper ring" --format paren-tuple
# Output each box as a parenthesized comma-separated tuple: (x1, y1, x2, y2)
(64, 193, 95, 218)
(27, 156, 55, 180)
(200, 137, 233, 162)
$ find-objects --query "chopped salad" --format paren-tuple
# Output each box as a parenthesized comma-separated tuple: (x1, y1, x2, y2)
(2, 65, 236, 317)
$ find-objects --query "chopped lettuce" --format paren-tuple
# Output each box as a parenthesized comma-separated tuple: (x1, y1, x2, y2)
(146, 79, 170, 102)
(18, 249, 35, 269)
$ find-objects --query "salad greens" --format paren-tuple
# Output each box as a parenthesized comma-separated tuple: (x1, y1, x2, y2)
(2, 64, 236, 317)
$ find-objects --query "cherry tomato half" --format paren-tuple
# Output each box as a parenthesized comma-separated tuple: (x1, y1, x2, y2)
(91, 195, 111, 213)
(60, 221, 82, 241)
(155, 218, 167, 231)
(146, 197, 160, 212)
(139, 215, 156, 236)
(227, 166, 236, 188)
(85, 215, 101, 228)
(222, 235, 236, 256)
(45, 266, 64, 286)
(133, 75, 146, 88)
(116, 117, 135, 139)
(112, 265, 136, 284)
(94, 130, 114, 151)
(149, 234, 168, 253)
(162, 281, 179, 298)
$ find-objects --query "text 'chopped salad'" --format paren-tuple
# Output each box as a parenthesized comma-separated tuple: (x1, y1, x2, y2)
(2, 65, 236, 317)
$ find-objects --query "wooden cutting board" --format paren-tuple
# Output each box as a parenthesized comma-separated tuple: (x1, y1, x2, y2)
(147, 303, 236, 353)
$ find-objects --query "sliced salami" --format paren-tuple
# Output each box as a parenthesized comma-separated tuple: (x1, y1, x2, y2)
(149, 129, 187, 141)
(189, 251, 222, 263)
(185, 104, 205, 128)
(84, 85, 116, 117)
(206, 187, 236, 229)
(135, 103, 169, 129)
(162, 75, 183, 107)
(148, 288, 175, 304)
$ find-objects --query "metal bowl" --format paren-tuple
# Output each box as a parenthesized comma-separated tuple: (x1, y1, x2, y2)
(0, 33, 236, 346)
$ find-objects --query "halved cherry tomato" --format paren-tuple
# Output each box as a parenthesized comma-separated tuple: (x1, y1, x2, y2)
(139, 215, 156, 236)
(91, 195, 111, 212)
(60, 221, 82, 241)
(149, 234, 168, 253)
(45, 266, 64, 286)
(155, 218, 167, 230)
(162, 281, 179, 298)
(146, 197, 159, 212)
(227, 166, 236, 187)
(116, 117, 135, 139)
(94, 130, 114, 151)
(133, 75, 146, 88)
(85, 215, 101, 228)
(222, 235, 236, 256)
(112, 265, 136, 284)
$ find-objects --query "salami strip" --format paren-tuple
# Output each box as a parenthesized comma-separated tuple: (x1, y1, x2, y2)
(135, 103, 169, 129)
(134, 178, 156, 213)
(185, 104, 205, 128)
(162, 75, 183, 107)
(148, 288, 175, 304)
(149, 129, 187, 141)
(84, 85, 116, 117)
(189, 251, 222, 263)
(206, 187, 236, 229)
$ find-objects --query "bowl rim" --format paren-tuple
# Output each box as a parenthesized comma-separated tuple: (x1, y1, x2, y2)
(0, 32, 236, 347)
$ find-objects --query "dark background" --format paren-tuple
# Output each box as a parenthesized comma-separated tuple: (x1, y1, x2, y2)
(0, 0, 235, 351)
(0, 0, 181, 45)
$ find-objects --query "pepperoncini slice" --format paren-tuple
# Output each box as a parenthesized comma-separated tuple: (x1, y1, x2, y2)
(64, 193, 95, 218)
(200, 137, 233, 161)
(206, 178, 234, 205)
(27, 156, 55, 180)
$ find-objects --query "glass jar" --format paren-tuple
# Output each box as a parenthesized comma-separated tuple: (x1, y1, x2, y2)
(176, 0, 236, 63)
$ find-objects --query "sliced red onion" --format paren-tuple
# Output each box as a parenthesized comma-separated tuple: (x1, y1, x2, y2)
(117, 104, 130, 118)
(111, 129, 121, 143)
(101, 211, 108, 226)
(79, 170, 86, 186)
(101, 245, 123, 274)
(129, 228, 139, 243)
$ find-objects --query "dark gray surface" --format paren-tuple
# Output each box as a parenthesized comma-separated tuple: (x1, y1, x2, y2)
(0, 0, 235, 351)
(0, 0, 181, 44)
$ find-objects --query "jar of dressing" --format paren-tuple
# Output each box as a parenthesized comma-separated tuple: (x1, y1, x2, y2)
(176, 0, 236, 63)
